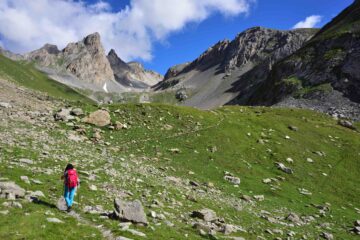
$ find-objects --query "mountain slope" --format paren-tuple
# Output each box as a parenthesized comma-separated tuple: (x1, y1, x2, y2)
(246, 0, 360, 120)
(23, 33, 163, 94)
(155, 27, 316, 109)
(0, 80, 359, 239)
(107, 50, 163, 90)
(0, 53, 93, 104)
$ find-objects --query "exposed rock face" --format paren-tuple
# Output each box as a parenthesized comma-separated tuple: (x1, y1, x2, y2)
(62, 33, 115, 86)
(107, 49, 162, 89)
(22, 33, 163, 93)
(24, 33, 116, 89)
(127, 62, 163, 86)
(246, 0, 360, 120)
(24, 44, 60, 66)
(155, 27, 316, 109)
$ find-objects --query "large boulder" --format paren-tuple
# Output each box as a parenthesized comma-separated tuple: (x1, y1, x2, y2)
(0, 182, 26, 199)
(191, 208, 217, 222)
(113, 199, 148, 225)
(83, 110, 111, 127)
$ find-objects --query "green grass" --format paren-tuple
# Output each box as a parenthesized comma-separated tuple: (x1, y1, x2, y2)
(294, 83, 333, 98)
(0, 103, 359, 239)
(0, 54, 93, 104)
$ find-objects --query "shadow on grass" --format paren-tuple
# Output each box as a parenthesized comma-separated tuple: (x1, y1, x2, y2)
(32, 197, 57, 209)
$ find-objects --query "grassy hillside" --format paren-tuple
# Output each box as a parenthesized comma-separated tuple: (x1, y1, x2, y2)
(0, 54, 93, 104)
(0, 102, 359, 239)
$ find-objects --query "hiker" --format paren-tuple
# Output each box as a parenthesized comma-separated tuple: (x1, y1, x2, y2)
(61, 163, 79, 212)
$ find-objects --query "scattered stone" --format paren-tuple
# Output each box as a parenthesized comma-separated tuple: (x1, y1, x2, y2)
(224, 173, 241, 185)
(168, 148, 181, 154)
(20, 176, 30, 184)
(286, 213, 302, 225)
(298, 188, 312, 195)
(320, 232, 334, 240)
(19, 158, 34, 165)
(338, 120, 356, 130)
(113, 199, 148, 225)
(57, 197, 68, 211)
(0, 102, 11, 108)
(288, 126, 298, 131)
(306, 158, 314, 163)
(115, 122, 129, 130)
(89, 185, 98, 191)
(12, 202, 23, 209)
(254, 195, 265, 201)
(70, 108, 84, 116)
(54, 108, 73, 122)
(241, 195, 252, 202)
(262, 178, 272, 184)
(31, 190, 45, 198)
(126, 229, 146, 237)
(47, 218, 64, 223)
(191, 209, 217, 222)
(275, 162, 293, 174)
(83, 110, 111, 127)
(0, 182, 26, 199)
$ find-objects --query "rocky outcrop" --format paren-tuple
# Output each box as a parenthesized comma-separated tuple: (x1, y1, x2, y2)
(246, 0, 360, 120)
(107, 49, 162, 89)
(62, 33, 115, 86)
(22, 33, 163, 93)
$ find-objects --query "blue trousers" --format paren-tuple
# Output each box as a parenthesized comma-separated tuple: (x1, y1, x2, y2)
(64, 186, 76, 207)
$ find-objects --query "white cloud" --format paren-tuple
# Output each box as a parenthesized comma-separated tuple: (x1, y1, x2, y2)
(293, 15, 322, 29)
(0, 0, 253, 61)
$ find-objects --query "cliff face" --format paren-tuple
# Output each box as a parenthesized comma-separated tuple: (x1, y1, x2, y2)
(156, 27, 316, 109)
(62, 33, 115, 86)
(23, 33, 163, 92)
(246, 0, 360, 119)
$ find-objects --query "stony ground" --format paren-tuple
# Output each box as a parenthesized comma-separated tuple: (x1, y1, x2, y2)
(0, 77, 359, 240)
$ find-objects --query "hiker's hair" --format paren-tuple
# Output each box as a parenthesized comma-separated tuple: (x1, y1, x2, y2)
(65, 163, 74, 172)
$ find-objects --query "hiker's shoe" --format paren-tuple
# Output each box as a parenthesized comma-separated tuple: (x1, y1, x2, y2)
(67, 206, 72, 212)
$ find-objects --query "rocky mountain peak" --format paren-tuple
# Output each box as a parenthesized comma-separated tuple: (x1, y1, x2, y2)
(41, 44, 60, 55)
(84, 32, 101, 44)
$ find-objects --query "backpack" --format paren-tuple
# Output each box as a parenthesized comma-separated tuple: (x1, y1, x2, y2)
(66, 169, 78, 188)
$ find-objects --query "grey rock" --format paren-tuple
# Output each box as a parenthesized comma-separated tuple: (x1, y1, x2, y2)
(19, 158, 34, 165)
(71, 108, 84, 116)
(47, 218, 64, 223)
(113, 199, 148, 225)
(0, 102, 11, 108)
(224, 174, 241, 185)
(57, 197, 68, 211)
(0, 182, 26, 199)
(338, 120, 356, 130)
(320, 232, 334, 240)
(54, 108, 73, 122)
(191, 208, 217, 222)
(275, 162, 293, 174)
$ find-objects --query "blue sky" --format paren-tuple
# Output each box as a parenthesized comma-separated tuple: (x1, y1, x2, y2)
(0, 0, 354, 74)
